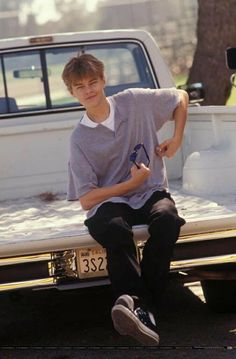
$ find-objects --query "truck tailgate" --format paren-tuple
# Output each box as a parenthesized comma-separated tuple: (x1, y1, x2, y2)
(1, 183, 236, 258)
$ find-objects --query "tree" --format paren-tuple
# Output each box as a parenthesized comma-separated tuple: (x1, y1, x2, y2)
(52, 0, 99, 33)
(0, 0, 28, 39)
(187, 0, 236, 105)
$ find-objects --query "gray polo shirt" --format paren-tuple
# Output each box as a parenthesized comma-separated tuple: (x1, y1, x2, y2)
(67, 88, 180, 218)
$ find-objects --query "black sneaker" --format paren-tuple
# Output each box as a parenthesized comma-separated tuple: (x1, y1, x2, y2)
(111, 295, 159, 346)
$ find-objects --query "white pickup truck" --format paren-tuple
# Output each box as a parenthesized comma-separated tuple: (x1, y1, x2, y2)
(1, 29, 236, 312)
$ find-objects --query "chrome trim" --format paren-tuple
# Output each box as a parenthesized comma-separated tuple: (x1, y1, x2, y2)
(0, 278, 54, 292)
(0, 253, 51, 266)
(52, 250, 77, 278)
(0, 247, 235, 292)
(55, 278, 110, 291)
(178, 228, 236, 243)
(170, 254, 236, 270)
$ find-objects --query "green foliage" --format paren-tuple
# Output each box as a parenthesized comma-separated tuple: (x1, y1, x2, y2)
(227, 87, 236, 106)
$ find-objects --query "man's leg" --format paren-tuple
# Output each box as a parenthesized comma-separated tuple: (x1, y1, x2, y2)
(84, 202, 150, 302)
(85, 202, 159, 345)
(140, 191, 185, 307)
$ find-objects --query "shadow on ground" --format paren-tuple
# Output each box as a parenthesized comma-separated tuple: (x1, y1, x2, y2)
(0, 279, 235, 348)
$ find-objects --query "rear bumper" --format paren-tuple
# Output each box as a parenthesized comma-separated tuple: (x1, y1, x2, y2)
(0, 227, 236, 292)
(0, 251, 110, 292)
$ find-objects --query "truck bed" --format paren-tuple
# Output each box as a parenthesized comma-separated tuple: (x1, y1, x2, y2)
(1, 179, 236, 258)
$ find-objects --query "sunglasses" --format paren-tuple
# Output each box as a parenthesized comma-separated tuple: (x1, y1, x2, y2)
(130, 143, 150, 169)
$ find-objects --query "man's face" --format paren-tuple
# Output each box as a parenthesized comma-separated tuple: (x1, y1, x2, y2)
(70, 75, 106, 109)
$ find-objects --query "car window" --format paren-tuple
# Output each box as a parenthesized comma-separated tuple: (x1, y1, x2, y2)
(0, 65, 6, 113)
(3, 51, 46, 112)
(0, 67, 4, 97)
(46, 42, 155, 109)
(46, 48, 78, 108)
(0, 41, 155, 116)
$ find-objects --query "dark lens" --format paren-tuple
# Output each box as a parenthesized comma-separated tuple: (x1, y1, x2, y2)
(134, 143, 142, 151)
(130, 151, 137, 162)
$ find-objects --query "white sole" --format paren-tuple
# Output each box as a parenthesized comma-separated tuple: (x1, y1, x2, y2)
(114, 294, 134, 310)
(111, 304, 160, 346)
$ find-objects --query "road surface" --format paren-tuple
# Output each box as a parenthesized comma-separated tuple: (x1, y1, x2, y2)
(0, 280, 235, 358)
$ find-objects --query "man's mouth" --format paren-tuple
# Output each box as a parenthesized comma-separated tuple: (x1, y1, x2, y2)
(85, 94, 96, 100)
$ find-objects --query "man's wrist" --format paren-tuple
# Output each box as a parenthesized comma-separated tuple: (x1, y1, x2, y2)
(126, 178, 135, 191)
(173, 133, 182, 145)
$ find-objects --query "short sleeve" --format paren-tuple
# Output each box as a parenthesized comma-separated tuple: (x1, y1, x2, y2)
(130, 88, 180, 131)
(151, 88, 180, 130)
(67, 139, 98, 200)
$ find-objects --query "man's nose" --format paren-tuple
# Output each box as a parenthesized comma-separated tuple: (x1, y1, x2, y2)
(84, 84, 93, 94)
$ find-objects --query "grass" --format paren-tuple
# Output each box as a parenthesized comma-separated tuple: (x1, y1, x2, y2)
(226, 86, 236, 105)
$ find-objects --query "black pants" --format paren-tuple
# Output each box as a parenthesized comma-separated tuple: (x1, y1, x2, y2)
(85, 191, 185, 309)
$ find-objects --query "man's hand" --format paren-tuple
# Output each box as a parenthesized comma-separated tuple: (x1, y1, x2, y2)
(155, 137, 180, 158)
(130, 163, 151, 187)
(79, 163, 150, 210)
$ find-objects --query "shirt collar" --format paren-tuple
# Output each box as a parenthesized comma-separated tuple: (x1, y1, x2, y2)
(81, 98, 114, 131)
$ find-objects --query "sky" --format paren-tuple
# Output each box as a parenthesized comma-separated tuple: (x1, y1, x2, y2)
(20, 0, 99, 25)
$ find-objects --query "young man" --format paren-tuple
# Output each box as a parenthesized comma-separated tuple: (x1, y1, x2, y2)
(62, 53, 188, 345)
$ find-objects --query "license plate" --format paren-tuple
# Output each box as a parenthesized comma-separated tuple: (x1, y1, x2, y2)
(76, 247, 108, 279)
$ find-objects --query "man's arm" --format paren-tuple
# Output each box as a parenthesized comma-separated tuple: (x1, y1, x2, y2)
(80, 163, 150, 210)
(156, 89, 189, 158)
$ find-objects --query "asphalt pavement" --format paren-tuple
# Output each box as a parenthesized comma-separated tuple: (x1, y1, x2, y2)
(0, 280, 235, 358)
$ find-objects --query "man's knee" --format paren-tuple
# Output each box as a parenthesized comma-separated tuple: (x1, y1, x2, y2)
(149, 209, 176, 231)
(86, 215, 133, 248)
(148, 210, 182, 249)
(149, 197, 185, 235)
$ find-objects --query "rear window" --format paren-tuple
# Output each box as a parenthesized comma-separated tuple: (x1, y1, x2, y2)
(0, 41, 156, 116)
